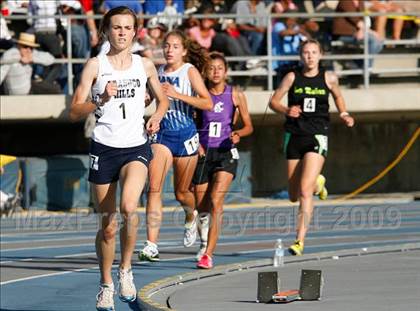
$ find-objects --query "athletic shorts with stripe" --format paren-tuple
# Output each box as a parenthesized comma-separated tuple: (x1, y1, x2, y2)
(149, 124, 199, 157)
(192, 148, 238, 185)
(283, 132, 328, 160)
(88, 140, 153, 184)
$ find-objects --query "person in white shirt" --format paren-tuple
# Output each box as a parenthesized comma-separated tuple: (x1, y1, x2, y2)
(0, 32, 60, 94)
(29, 0, 62, 83)
(69, 6, 169, 311)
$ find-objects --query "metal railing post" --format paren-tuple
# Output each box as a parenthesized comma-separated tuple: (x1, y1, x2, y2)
(363, 14, 370, 89)
(267, 13, 273, 91)
(66, 15, 74, 95)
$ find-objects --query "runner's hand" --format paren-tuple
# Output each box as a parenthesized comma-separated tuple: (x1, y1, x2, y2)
(146, 114, 161, 134)
(286, 105, 302, 118)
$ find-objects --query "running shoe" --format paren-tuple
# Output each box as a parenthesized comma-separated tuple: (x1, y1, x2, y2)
(118, 268, 136, 302)
(196, 242, 207, 262)
(315, 174, 328, 200)
(288, 240, 304, 256)
(138, 241, 160, 262)
(198, 214, 209, 244)
(183, 210, 198, 247)
(196, 215, 210, 261)
(96, 283, 115, 311)
(197, 253, 213, 269)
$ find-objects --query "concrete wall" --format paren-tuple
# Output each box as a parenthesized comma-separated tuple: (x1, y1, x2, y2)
(246, 120, 420, 196)
(1, 88, 419, 195)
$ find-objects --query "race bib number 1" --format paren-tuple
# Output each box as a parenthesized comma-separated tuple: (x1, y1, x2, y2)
(209, 122, 222, 138)
(184, 133, 199, 155)
(303, 98, 316, 112)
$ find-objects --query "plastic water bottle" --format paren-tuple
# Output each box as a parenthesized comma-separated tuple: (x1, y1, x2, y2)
(273, 239, 284, 267)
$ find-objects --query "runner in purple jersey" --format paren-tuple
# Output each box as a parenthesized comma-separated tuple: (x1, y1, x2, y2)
(193, 52, 254, 269)
(198, 83, 236, 149)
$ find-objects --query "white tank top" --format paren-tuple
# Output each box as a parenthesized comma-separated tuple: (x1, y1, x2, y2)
(158, 63, 196, 130)
(91, 54, 147, 148)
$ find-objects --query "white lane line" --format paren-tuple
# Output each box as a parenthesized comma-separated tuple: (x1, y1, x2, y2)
(1, 240, 180, 253)
(0, 255, 198, 286)
(0, 229, 98, 238)
(0, 243, 93, 253)
(0, 266, 99, 286)
(3, 238, 419, 286)
(0, 236, 94, 245)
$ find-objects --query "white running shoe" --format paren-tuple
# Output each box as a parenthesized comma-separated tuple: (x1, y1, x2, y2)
(96, 283, 115, 311)
(184, 210, 198, 247)
(118, 268, 136, 303)
(138, 241, 160, 262)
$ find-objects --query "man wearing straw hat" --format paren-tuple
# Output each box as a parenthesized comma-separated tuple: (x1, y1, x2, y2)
(0, 32, 60, 95)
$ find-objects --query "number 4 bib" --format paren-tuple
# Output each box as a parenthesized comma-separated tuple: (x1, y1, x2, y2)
(303, 98, 316, 112)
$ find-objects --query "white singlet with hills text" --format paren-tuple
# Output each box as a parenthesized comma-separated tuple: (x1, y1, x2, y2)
(91, 53, 147, 148)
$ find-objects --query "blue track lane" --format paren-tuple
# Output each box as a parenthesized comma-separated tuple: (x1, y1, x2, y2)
(1, 201, 420, 310)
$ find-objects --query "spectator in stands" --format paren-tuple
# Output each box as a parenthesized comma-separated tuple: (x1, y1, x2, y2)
(101, 0, 144, 28)
(188, 9, 216, 50)
(79, 0, 99, 50)
(272, 0, 298, 13)
(0, 10, 14, 52)
(59, 1, 90, 86)
(144, 0, 184, 30)
(272, 8, 311, 83)
(141, 17, 167, 65)
(5, 0, 30, 37)
(233, 0, 268, 55)
(144, 0, 184, 15)
(29, 0, 63, 84)
(0, 32, 61, 95)
(366, 0, 404, 40)
(332, 0, 383, 68)
(195, 0, 252, 66)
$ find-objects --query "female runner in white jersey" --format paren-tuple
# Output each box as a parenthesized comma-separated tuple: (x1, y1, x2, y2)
(270, 39, 354, 256)
(69, 7, 169, 311)
(139, 30, 213, 262)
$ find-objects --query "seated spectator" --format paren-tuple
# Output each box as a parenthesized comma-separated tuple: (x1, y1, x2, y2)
(272, 0, 298, 13)
(194, 0, 252, 65)
(188, 9, 216, 50)
(233, 0, 268, 55)
(0, 32, 61, 94)
(77, 0, 99, 50)
(101, 0, 144, 27)
(144, 0, 184, 30)
(0, 13, 14, 52)
(272, 9, 311, 82)
(143, 0, 184, 15)
(29, 0, 63, 84)
(141, 18, 167, 65)
(4, 0, 30, 37)
(102, 0, 142, 13)
(332, 0, 383, 68)
(366, 0, 404, 40)
(59, 1, 90, 86)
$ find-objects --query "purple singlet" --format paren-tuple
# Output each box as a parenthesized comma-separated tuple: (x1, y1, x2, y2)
(199, 85, 236, 149)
